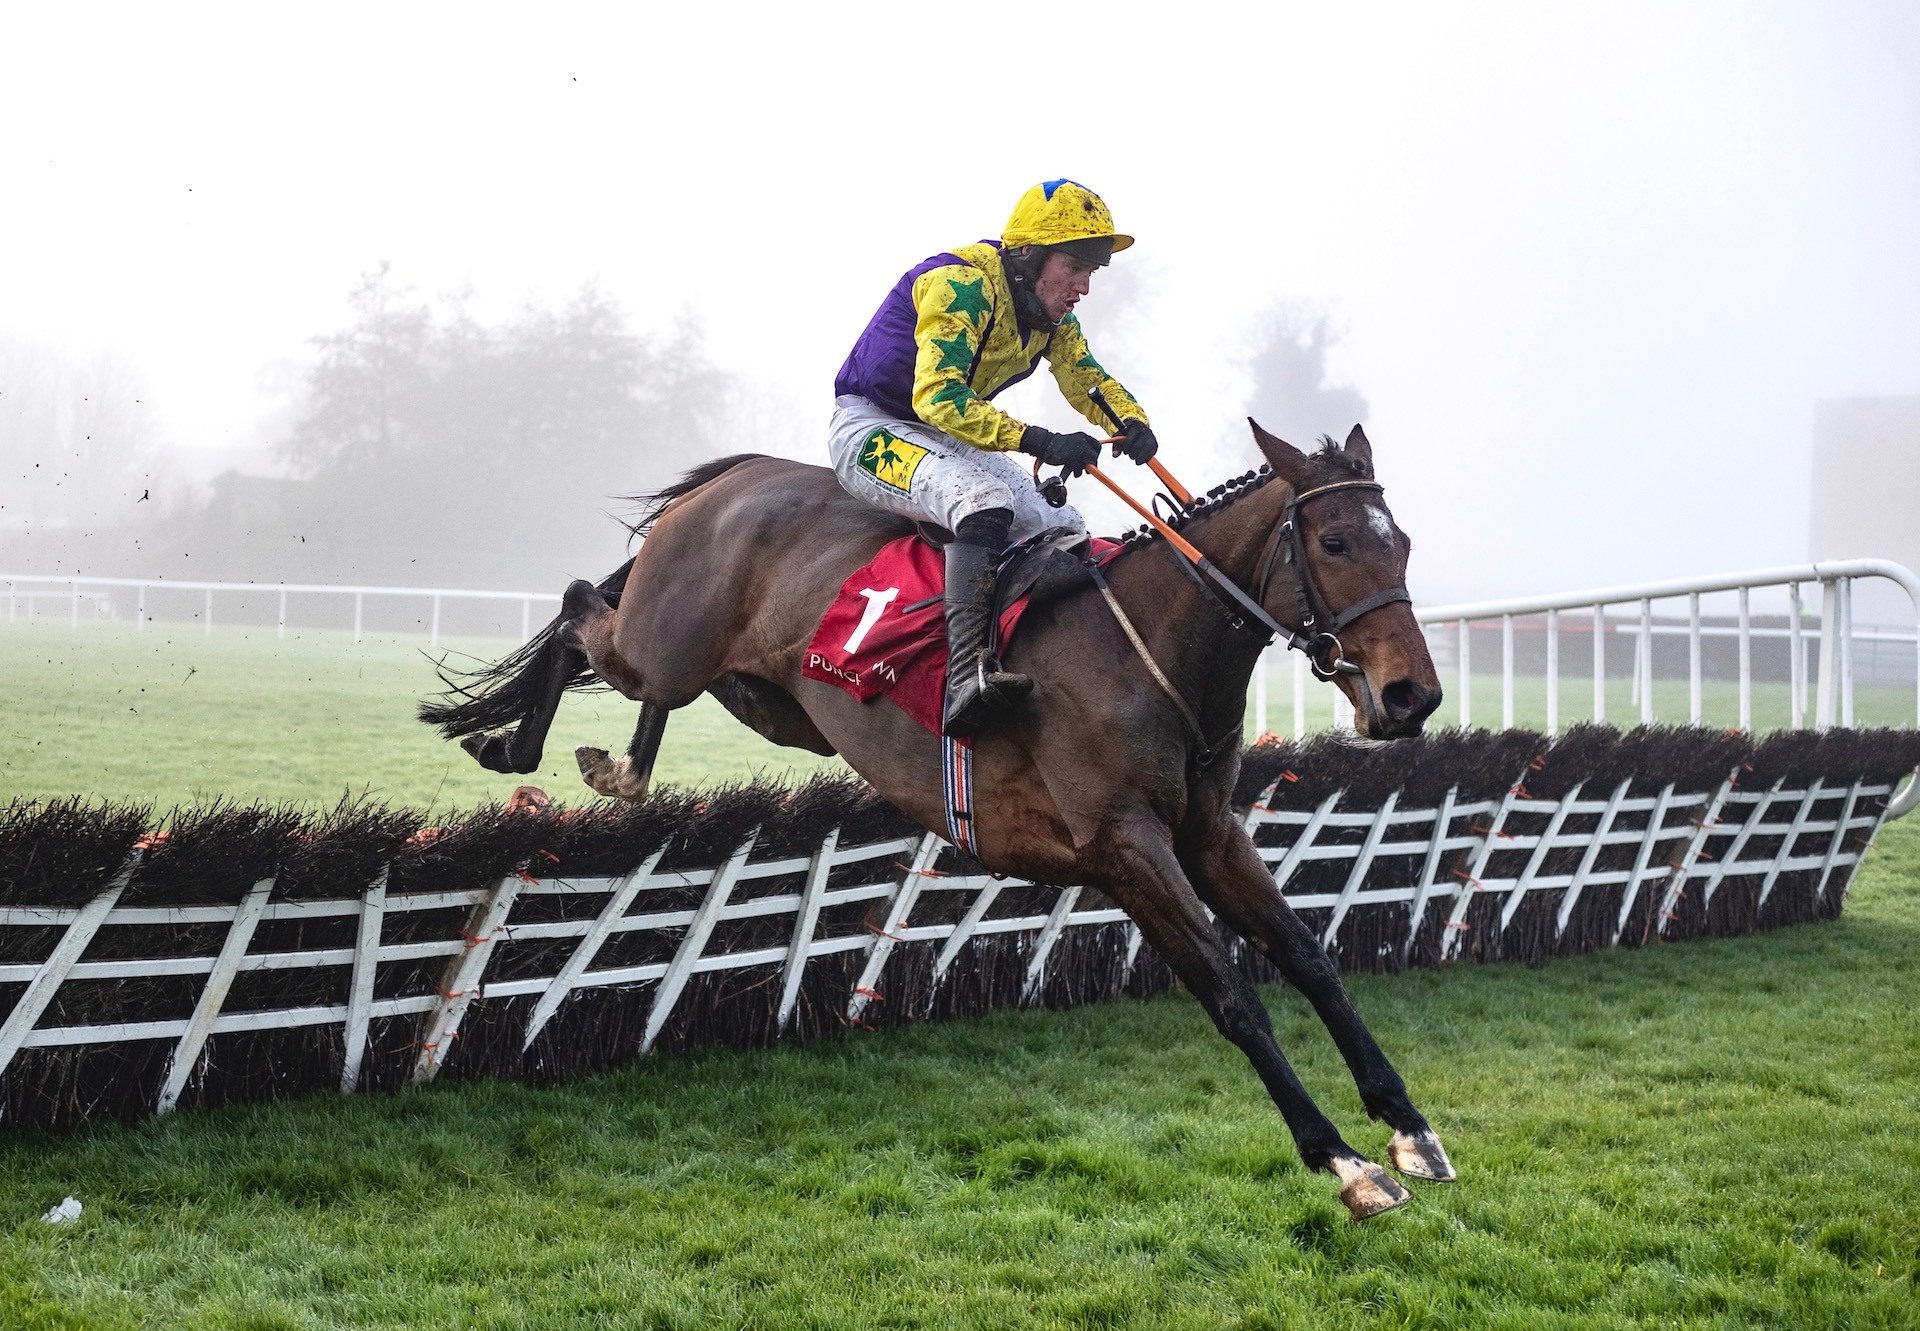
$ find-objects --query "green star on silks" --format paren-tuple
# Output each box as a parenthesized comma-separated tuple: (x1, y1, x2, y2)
(944, 277, 992, 325)
(930, 380, 975, 417)
(931, 328, 973, 373)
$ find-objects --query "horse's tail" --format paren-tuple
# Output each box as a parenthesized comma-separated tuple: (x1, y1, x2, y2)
(418, 454, 763, 741)
(619, 452, 767, 538)
(417, 558, 634, 740)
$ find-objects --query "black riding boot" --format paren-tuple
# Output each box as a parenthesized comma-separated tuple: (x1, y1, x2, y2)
(942, 521, 1032, 738)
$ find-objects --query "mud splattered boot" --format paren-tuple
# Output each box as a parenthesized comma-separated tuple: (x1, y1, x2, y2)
(941, 522, 1031, 739)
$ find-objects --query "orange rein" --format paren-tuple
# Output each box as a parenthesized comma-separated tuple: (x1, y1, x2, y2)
(1032, 438, 1202, 560)
(1084, 451, 1202, 562)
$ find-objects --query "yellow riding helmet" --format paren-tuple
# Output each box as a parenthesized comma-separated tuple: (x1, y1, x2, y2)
(1002, 179, 1134, 257)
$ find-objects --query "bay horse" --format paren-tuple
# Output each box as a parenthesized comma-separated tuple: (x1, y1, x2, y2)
(421, 421, 1450, 1220)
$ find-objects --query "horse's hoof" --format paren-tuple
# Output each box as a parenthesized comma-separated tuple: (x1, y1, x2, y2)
(462, 729, 516, 773)
(1388, 1128, 1456, 1182)
(576, 747, 649, 802)
(1330, 1156, 1413, 1221)
(561, 579, 612, 620)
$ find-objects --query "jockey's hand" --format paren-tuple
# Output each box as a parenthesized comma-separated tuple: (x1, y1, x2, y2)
(1019, 425, 1102, 478)
(1116, 419, 1159, 464)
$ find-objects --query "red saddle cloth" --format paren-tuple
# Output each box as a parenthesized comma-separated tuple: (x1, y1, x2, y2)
(800, 534, 1117, 737)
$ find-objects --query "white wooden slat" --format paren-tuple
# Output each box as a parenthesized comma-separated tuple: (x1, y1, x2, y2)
(1121, 923, 1145, 981)
(829, 835, 923, 865)
(1612, 783, 1683, 944)
(1440, 782, 1522, 961)
(1651, 774, 1736, 936)
(1401, 786, 1458, 962)
(411, 871, 527, 1085)
(1063, 907, 1129, 926)
(1021, 887, 1084, 1004)
(846, 833, 941, 1024)
(927, 880, 1005, 1004)
(1268, 792, 1343, 893)
(340, 866, 387, 1094)
(1321, 791, 1398, 948)
(775, 829, 838, 1033)
(0, 851, 139, 1083)
(521, 846, 668, 1050)
(1756, 783, 1824, 911)
(639, 833, 760, 1054)
(1693, 778, 1785, 911)
(1240, 781, 1281, 835)
(1497, 784, 1585, 931)
(1554, 780, 1632, 937)
(156, 877, 275, 1115)
(1814, 781, 1863, 903)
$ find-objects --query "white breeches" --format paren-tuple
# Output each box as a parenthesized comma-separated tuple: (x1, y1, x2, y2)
(827, 395, 1085, 542)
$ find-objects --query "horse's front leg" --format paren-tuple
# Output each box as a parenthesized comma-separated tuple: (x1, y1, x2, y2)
(1181, 813, 1455, 1183)
(1098, 812, 1413, 1220)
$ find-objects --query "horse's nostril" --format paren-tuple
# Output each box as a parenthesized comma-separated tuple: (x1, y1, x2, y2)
(1382, 679, 1441, 724)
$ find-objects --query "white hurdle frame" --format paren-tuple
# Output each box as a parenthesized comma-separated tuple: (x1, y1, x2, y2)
(2, 759, 1894, 1121)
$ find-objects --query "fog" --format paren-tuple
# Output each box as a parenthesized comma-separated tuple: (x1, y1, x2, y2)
(4, 2, 1917, 606)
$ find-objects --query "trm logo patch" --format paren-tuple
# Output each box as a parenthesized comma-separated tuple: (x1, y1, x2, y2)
(856, 428, 928, 495)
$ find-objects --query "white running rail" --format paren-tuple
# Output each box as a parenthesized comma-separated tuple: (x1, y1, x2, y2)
(0, 573, 556, 647)
(1254, 559, 1920, 819)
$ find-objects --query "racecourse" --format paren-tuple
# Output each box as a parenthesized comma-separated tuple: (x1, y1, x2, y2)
(2, 622, 1911, 810)
(3, 622, 1918, 1328)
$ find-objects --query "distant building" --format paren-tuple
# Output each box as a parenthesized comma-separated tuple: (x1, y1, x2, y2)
(205, 470, 311, 531)
(1809, 396, 1920, 626)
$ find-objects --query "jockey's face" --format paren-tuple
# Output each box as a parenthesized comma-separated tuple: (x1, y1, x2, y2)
(1032, 250, 1097, 323)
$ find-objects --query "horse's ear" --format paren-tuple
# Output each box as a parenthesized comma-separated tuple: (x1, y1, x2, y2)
(1343, 424, 1375, 476)
(1249, 418, 1308, 476)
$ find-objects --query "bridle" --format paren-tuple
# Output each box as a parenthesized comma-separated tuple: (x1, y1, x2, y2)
(1079, 468, 1412, 759)
(1247, 478, 1412, 679)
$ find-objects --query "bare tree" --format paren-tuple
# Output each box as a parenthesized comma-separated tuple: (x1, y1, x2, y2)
(1244, 304, 1369, 445)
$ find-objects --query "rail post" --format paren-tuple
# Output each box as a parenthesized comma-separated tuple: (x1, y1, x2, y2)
(1545, 608, 1560, 735)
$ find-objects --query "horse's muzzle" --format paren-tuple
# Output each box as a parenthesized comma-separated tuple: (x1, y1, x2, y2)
(1377, 678, 1443, 737)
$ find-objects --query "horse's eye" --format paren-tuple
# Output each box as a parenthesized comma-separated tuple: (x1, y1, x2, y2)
(1320, 535, 1348, 556)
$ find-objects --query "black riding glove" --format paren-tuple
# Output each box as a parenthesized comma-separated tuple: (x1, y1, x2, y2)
(1116, 418, 1159, 464)
(1018, 425, 1102, 478)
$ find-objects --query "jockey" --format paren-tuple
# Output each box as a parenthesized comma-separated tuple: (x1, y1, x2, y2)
(829, 179, 1158, 738)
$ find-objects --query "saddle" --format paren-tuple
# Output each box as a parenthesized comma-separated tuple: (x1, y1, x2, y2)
(800, 525, 1113, 738)
(914, 523, 1095, 623)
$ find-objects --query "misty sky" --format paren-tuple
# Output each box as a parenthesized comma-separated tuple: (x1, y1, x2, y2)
(4, 2, 1917, 606)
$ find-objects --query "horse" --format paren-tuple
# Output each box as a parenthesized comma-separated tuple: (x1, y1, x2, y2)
(421, 421, 1450, 1220)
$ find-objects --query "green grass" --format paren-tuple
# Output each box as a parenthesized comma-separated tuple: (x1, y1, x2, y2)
(1, 821, 1915, 1328)
(5, 625, 1912, 813)
(3, 623, 1918, 1327)
(0, 625, 847, 811)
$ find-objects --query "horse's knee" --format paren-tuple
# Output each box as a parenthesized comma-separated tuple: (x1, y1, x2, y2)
(940, 479, 1017, 535)
(1204, 980, 1275, 1050)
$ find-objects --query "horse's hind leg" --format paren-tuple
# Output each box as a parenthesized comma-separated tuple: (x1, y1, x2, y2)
(1184, 816, 1454, 1184)
(1102, 813, 1411, 1220)
(461, 579, 613, 775)
(576, 702, 667, 802)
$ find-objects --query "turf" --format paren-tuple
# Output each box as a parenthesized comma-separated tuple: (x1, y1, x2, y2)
(2, 623, 1917, 1328)
(0, 625, 847, 811)
(0, 818, 1914, 1329)
(3, 624, 1911, 812)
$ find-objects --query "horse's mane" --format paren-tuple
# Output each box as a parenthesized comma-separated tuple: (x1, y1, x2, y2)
(1111, 437, 1365, 557)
